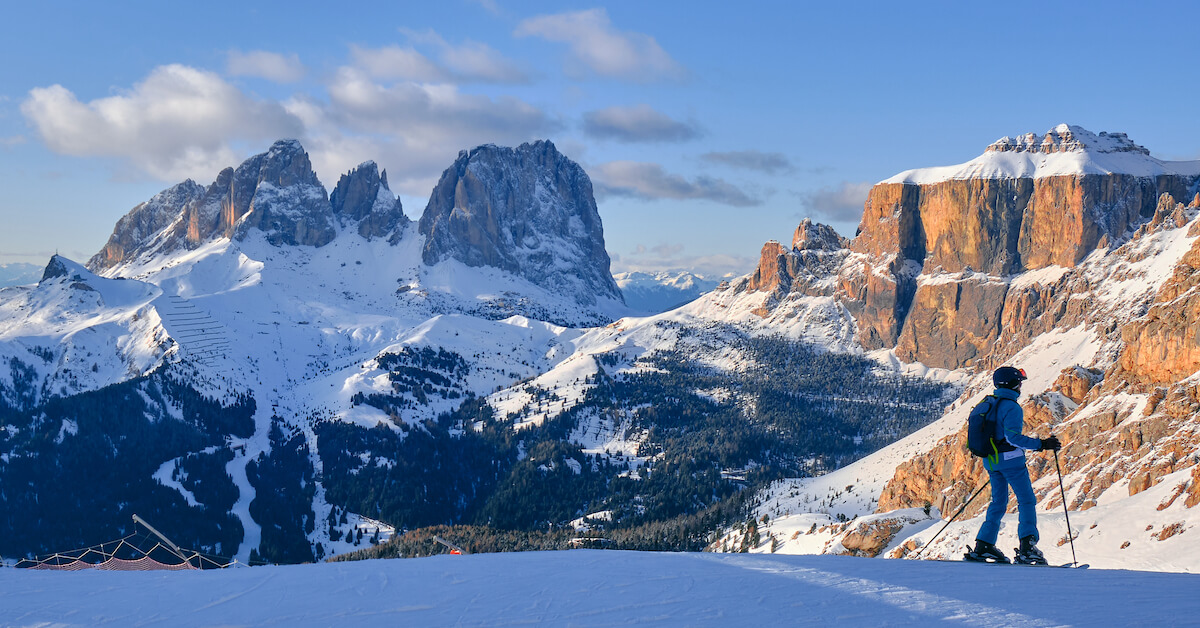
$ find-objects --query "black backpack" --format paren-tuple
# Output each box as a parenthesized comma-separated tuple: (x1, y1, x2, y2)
(966, 395, 1015, 459)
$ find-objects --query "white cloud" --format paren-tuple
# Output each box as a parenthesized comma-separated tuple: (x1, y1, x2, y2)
(438, 40, 530, 84)
(286, 67, 559, 195)
(21, 64, 303, 182)
(352, 35, 529, 84)
(593, 161, 759, 207)
(350, 44, 447, 82)
(323, 67, 553, 146)
(583, 105, 700, 142)
(226, 50, 306, 83)
(471, 0, 502, 15)
(515, 8, 684, 82)
(800, 181, 872, 222)
(701, 150, 793, 174)
(20, 52, 555, 197)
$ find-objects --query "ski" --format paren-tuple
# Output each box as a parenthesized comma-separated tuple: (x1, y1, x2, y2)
(953, 555, 1089, 569)
(962, 553, 1009, 565)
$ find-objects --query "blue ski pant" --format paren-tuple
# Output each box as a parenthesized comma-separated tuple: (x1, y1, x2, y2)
(976, 464, 1038, 545)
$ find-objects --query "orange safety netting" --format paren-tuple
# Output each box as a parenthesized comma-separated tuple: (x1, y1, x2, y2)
(12, 532, 232, 571)
(29, 555, 198, 571)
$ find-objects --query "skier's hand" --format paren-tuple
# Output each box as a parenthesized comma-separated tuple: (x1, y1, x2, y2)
(1039, 435, 1061, 451)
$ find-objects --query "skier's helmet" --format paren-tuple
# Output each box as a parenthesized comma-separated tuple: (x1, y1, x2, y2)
(993, 366, 1027, 390)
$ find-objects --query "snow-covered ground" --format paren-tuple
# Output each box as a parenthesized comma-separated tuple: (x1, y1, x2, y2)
(2, 550, 1196, 627)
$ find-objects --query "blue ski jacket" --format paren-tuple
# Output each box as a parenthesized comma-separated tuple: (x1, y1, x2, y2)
(983, 387, 1042, 471)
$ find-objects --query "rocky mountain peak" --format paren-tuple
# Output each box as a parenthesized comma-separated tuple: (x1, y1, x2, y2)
(792, 218, 849, 251)
(330, 160, 409, 240)
(745, 241, 790, 293)
(89, 180, 207, 269)
(89, 140, 356, 271)
(418, 140, 623, 308)
(40, 254, 75, 283)
(210, 139, 333, 247)
(986, 124, 1150, 156)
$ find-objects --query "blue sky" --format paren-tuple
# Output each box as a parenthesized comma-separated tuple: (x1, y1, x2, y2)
(3, 1, 1200, 276)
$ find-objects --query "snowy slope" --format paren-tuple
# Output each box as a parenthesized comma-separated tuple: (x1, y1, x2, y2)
(2, 550, 1197, 627)
(0, 256, 170, 409)
(92, 225, 619, 560)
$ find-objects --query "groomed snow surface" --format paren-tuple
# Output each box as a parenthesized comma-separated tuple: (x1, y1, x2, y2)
(3, 550, 1196, 627)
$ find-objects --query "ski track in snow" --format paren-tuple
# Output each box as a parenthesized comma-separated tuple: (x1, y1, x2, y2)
(227, 400, 269, 564)
(701, 554, 1058, 627)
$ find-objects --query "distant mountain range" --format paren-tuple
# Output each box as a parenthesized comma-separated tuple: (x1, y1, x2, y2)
(4, 124, 1200, 571)
(0, 263, 40, 288)
(613, 270, 721, 313)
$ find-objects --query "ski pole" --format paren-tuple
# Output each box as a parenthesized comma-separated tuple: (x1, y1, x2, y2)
(911, 479, 990, 560)
(1052, 448, 1078, 567)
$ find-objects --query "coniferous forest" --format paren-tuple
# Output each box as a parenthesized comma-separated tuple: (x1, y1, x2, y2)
(321, 332, 953, 558)
(0, 364, 253, 559)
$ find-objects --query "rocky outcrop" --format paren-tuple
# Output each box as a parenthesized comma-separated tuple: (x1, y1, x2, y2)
(1054, 366, 1104, 404)
(40, 254, 78, 283)
(793, 218, 849, 252)
(737, 219, 851, 297)
(745, 241, 790, 294)
(329, 161, 408, 240)
(837, 517, 909, 557)
(1109, 222, 1200, 389)
(89, 181, 206, 270)
(418, 141, 622, 306)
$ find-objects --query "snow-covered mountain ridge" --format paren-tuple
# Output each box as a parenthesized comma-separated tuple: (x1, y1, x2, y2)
(886, 123, 1200, 184)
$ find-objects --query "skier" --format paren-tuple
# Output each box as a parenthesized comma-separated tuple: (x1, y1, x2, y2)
(965, 366, 1061, 565)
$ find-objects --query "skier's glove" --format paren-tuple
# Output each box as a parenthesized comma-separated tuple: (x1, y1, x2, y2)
(1039, 435, 1061, 451)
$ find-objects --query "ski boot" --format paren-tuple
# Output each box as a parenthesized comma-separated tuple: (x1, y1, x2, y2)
(1013, 535, 1048, 565)
(964, 539, 1010, 564)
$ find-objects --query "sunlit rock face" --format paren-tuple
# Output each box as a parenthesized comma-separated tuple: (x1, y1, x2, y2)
(846, 125, 1200, 368)
(418, 140, 622, 306)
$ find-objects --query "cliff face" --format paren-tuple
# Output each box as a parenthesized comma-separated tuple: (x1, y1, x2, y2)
(831, 126, 1200, 369)
(418, 141, 623, 306)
